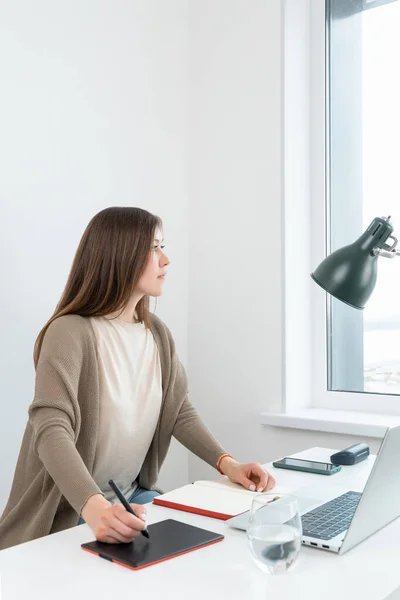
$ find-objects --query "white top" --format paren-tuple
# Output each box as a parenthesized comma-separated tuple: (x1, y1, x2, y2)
(1, 447, 399, 600)
(90, 317, 162, 501)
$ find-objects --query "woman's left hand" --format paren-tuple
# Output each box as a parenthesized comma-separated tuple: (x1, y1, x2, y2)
(219, 457, 276, 492)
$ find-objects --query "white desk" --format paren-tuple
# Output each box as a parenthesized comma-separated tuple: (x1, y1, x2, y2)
(1, 447, 400, 600)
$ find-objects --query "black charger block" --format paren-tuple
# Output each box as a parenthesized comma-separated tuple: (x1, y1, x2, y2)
(330, 443, 370, 465)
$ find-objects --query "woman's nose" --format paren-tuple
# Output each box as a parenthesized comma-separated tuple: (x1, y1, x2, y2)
(161, 252, 170, 267)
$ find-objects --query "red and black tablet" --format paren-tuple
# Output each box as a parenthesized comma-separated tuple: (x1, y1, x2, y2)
(81, 518, 224, 571)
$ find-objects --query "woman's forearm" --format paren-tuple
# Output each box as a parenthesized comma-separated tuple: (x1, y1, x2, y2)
(35, 423, 103, 515)
(173, 397, 227, 468)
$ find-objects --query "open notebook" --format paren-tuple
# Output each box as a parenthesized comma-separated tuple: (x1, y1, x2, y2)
(153, 478, 276, 520)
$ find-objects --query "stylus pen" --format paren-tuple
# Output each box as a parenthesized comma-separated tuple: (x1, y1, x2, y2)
(108, 479, 150, 539)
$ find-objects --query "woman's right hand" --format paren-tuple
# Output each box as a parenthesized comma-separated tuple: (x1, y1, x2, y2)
(81, 493, 147, 543)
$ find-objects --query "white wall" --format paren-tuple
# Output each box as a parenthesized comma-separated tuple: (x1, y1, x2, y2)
(187, 0, 382, 484)
(0, 0, 189, 511)
(0, 0, 383, 514)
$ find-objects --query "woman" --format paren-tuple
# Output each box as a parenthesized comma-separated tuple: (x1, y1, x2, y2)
(0, 207, 275, 549)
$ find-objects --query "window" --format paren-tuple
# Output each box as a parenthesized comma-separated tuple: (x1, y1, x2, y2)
(277, 0, 400, 417)
(327, 0, 400, 398)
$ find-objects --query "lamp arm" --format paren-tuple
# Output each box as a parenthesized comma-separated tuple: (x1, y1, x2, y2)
(372, 233, 400, 259)
(373, 247, 400, 259)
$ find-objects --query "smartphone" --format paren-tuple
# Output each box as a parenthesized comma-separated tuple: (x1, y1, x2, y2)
(272, 457, 342, 475)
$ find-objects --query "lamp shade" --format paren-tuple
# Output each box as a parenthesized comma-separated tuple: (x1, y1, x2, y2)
(311, 217, 394, 309)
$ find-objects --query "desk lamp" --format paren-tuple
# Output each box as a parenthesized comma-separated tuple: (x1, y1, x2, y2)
(311, 216, 399, 309)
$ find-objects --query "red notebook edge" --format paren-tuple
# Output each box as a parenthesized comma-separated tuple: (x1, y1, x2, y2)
(152, 497, 233, 521)
(81, 537, 224, 571)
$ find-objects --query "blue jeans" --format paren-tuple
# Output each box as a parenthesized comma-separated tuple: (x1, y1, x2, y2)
(78, 487, 160, 525)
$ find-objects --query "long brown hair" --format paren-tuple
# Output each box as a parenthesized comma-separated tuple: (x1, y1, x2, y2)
(34, 206, 162, 368)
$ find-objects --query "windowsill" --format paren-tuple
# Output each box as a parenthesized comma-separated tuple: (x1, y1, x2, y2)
(260, 408, 400, 438)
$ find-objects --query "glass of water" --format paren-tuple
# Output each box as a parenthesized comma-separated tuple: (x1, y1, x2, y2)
(247, 492, 302, 575)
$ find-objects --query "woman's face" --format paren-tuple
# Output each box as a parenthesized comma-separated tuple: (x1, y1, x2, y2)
(136, 229, 170, 297)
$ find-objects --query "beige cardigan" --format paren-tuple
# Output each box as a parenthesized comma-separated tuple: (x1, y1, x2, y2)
(0, 314, 226, 550)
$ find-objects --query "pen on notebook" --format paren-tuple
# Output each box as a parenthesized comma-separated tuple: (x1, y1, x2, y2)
(108, 479, 150, 539)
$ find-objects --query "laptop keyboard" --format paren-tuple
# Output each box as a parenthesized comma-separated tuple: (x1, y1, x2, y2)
(301, 491, 362, 540)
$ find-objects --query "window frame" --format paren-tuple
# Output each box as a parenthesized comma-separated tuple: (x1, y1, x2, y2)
(309, 0, 400, 415)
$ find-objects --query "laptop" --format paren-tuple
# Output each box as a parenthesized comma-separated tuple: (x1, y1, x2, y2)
(227, 424, 400, 554)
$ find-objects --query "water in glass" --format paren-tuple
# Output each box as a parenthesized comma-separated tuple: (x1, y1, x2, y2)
(247, 493, 302, 575)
